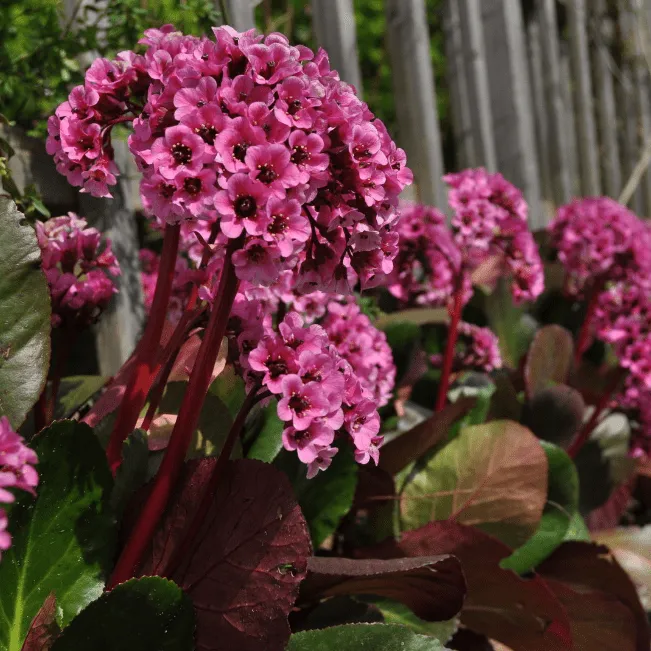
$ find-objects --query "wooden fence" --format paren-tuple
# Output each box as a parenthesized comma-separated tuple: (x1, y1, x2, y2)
(6, 0, 651, 371)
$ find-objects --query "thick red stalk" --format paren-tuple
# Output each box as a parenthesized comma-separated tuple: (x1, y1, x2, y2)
(574, 278, 605, 367)
(435, 287, 464, 412)
(162, 385, 261, 578)
(106, 224, 181, 474)
(568, 370, 623, 458)
(108, 252, 239, 588)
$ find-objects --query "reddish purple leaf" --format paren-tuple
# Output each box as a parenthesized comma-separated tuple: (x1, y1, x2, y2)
(140, 458, 311, 651)
(524, 326, 574, 399)
(363, 520, 573, 651)
(379, 397, 476, 476)
(585, 481, 633, 532)
(300, 555, 465, 622)
(21, 593, 60, 651)
(538, 542, 650, 651)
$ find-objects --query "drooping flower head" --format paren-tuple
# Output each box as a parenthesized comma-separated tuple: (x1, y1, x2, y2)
(0, 416, 38, 561)
(48, 26, 412, 295)
(444, 168, 544, 304)
(430, 321, 502, 374)
(36, 213, 119, 328)
(388, 202, 469, 309)
(550, 197, 651, 298)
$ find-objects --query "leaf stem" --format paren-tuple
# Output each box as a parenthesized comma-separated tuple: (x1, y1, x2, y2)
(574, 278, 605, 367)
(162, 384, 261, 578)
(435, 287, 464, 412)
(107, 248, 240, 588)
(568, 369, 624, 458)
(106, 223, 180, 474)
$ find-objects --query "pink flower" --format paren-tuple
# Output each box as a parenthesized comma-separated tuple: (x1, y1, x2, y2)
(249, 337, 298, 393)
(150, 125, 209, 179)
(306, 446, 338, 479)
(245, 143, 301, 194)
(173, 167, 217, 217)
(215, 118, 267, 173)
(263, 197, 309, 256)
(214, 173, 270, 238)
(0, 509, 10, 557)
(282, 422, 335, 464)
(277, 374, 331, 430)
(173, 76, 219, 120)
(232, 238, 282, 285)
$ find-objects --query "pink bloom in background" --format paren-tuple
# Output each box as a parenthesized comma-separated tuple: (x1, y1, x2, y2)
(0, 417, 38, 561)
(430, 322, 503, 374)
(36, 213, 119, 328)
(47, 25, 412, 295)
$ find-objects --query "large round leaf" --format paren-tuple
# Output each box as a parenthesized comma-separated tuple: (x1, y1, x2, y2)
(0, 421, 115, 651)
(287, 624, 450, 650)
(0, 197, 50, 427)
(51, 577, 195, 650)
(502, 442, 584, 573)
(400, 421, 548, 547)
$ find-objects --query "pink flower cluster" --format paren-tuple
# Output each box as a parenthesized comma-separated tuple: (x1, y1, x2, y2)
(388, 202, 468, 309)
(552, 199, 651, 451)
(550, 197, 651, 297)
(430, 322, 502, 374)
(229, 302, 385, 477)
(36, 213, 119, 328)
(0, 417, 38, 560)
(48, 25, 411, 293)
(445, 168, 544, 304)
(320, 299, 395, 407)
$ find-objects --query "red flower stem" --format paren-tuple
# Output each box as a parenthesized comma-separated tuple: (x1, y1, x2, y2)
(139, 309, 203, 433)
(435, 286, 464, 412)
(568, 370, 623, 459)
(162, 384, 261, 578)
(106, 223, 181, 475)
(574, 278, 605, 367)
(107, 250, 240, 588)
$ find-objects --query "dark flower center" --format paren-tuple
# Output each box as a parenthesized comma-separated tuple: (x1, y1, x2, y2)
(267, 358, 289, 378)
(160, 182, 176, 199)
(233, 142, 249, 161)
(268, 214, 288, 235)
(288, 99, 302, 115)
(353, 145, 372, 160)
(289, 394, 310, 415)
(291, 145, 309, 165)
(183, 177, 202, 196)
(234, 195, 257, 218)
(258, 164, 278, 184)
(195, 123, 218, 145)
(171, 143, 193, 164)
(196, 100, 206, 108)
(247, 244, 267, 263)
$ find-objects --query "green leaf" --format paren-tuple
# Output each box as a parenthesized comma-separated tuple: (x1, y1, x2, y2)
(246, 403, 284, 462)
(275, 445, 358, 547)
(54, 375, 107, 420)
(501, 442, 580, 573)
(373, 599, 458, 643)
(0, 420, 115, 651)
(110, 429, 148, 519)
(50, 577, 195, 651)
(400, 421, 548, 548)
(447, 373, 495, 439)
(287, 624, 449, 650)
(0, 197, 50, 428)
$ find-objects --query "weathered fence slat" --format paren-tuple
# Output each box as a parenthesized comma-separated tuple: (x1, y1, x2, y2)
(480, 0, 542, 227)
(444, 0, 475, 168)
(560, 43, 581, 197)
(311, 0, 363, 91)
(456, 0, 497, 172)
(385, 0, 447, 208)
(526, 9, 553, 217)
(567, 0, 601, 196)
(225, 0, 258, 31)
(593, 0, 623, 198)
(539, 0, 573, 205)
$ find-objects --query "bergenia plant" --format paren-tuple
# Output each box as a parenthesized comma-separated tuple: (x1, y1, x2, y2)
(0, 20, 649, 651)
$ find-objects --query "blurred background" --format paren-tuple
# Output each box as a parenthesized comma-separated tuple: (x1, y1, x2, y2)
(2, 0, 651, 373)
